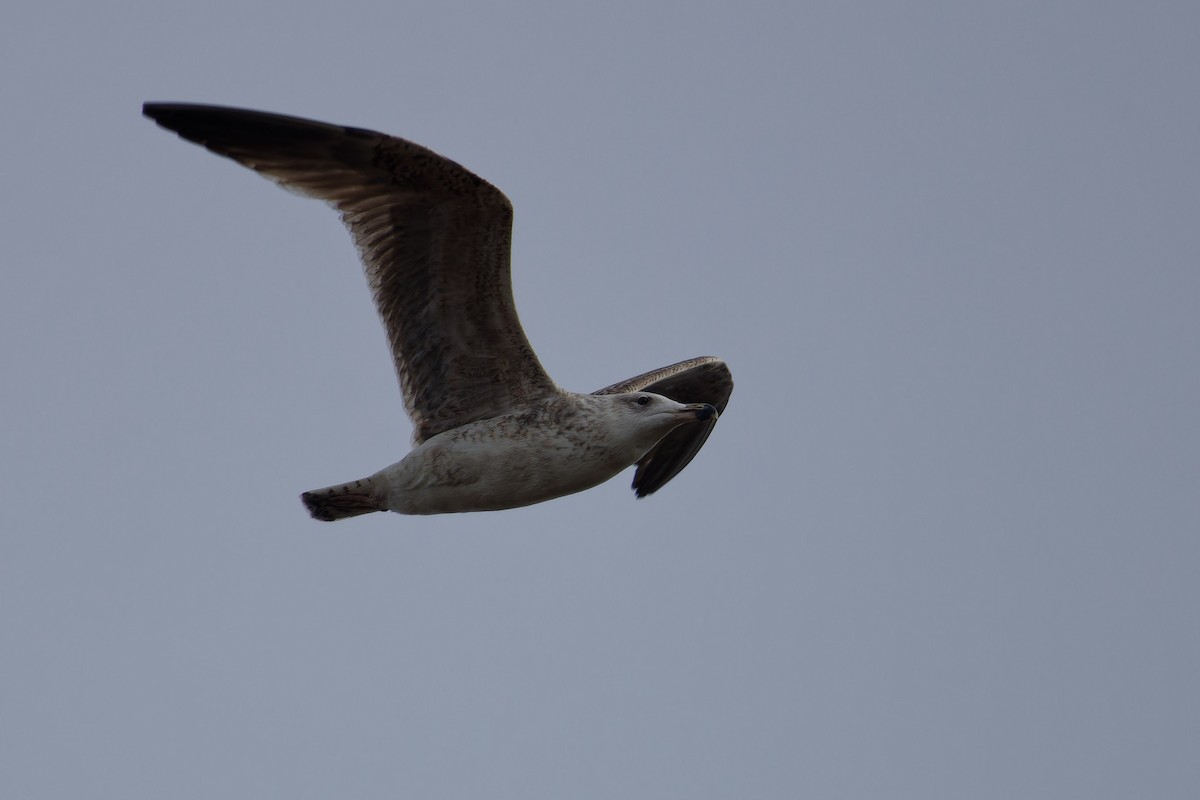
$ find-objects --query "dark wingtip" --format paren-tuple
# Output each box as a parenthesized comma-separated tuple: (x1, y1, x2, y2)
(143, 102, 191, 133)
(142, 102, 375, 155)
(142, 101, 207, 129)
(142, 101, 167, 119)
(142, 102, 240, 145)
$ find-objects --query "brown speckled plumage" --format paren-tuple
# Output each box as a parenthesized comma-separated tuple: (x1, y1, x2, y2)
(144, 103, 733, 518)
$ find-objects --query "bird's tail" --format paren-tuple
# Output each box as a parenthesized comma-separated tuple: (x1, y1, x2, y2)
(301, 476, 386, 521)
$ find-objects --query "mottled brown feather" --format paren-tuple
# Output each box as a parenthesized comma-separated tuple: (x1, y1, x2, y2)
(143, 103, 557, 443)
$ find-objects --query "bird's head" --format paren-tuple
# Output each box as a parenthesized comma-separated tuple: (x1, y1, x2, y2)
(598, 391, 717, 451)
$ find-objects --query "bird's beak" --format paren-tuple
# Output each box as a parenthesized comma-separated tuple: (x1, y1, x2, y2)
(681, 403, 718, 422)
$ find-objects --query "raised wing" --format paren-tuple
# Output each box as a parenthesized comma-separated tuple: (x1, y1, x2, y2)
(594, 356, 733, 497)
(144, 103, 558, 443)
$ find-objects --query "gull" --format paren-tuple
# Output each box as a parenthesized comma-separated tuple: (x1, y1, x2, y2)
(143, 103, 733, 520)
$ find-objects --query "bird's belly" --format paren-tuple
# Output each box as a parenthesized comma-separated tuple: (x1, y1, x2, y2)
(376, 424, 640, 515)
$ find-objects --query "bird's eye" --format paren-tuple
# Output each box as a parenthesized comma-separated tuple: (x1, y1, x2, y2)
(635, 395, 651, 406)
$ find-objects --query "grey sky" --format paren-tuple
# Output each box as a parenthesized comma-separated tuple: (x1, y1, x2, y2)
(3, 1, 1198, 798)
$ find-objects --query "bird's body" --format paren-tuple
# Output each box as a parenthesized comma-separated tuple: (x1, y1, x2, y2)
(309, 392, 712, 517)
(143, 103, 733, 520)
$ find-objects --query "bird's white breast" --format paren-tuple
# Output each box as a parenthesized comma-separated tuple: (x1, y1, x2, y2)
(372, 401, 647, 514)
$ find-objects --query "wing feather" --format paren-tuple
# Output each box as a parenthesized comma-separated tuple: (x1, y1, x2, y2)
(144, 103, 558, 443)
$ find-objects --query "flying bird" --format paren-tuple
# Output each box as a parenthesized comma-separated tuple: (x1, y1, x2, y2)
(143, 103, 733, 520)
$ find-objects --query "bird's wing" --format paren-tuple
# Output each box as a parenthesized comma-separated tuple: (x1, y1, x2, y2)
(594, 356, 733, 497)
(144, 103, 558, 443)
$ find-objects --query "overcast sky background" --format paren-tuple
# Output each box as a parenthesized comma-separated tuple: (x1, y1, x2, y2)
(3, 2, 1198, 798)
